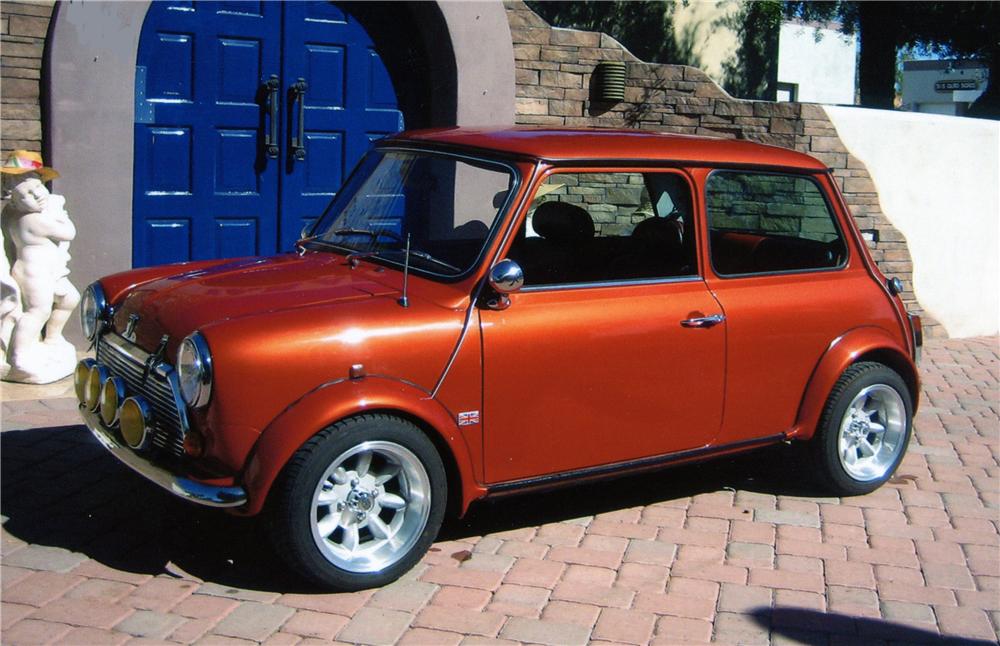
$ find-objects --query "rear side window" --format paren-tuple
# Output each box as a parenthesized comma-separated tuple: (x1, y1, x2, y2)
(706, 171, 847, 276)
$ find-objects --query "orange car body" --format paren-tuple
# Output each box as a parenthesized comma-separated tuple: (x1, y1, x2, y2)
(85, 128, 920, 516)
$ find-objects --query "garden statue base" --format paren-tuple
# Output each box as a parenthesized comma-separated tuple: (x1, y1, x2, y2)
(2, 338, 75, 383)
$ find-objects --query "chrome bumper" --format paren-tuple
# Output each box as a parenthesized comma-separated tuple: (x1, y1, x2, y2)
(81, 406, 247, 508)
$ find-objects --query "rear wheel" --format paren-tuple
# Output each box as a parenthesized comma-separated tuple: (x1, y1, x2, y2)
(812, 362, 913, 496)
(271, 414, 446, 590)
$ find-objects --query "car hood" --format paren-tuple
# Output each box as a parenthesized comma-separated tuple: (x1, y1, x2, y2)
(112, 253, 398, 352)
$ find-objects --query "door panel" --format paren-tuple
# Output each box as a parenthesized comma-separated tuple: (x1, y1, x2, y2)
(134, 2, 403, 268)
(134, 1, 281, 267)
(480, 281, 726, 484)
(278, 3, 405, 253)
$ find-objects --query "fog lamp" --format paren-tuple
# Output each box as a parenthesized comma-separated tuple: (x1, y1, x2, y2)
(74, 359, 96, 404)
(119, 396, 152, 450)
(99, 376, 126, 426)
(85, 364, 110, 412)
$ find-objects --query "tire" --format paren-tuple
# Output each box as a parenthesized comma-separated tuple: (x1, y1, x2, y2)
(812, 362, 913, 496)
(270, 414, 447, 590)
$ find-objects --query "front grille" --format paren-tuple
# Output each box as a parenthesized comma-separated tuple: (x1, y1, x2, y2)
(96, 335, 186, 457)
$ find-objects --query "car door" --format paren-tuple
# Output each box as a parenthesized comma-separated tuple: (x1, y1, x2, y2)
(479, 167, 727, 484)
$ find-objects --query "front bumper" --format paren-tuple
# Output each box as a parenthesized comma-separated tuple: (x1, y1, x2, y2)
(81, 406, 247, 508)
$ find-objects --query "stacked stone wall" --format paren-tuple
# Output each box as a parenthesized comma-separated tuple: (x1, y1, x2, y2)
(505, 0, 941, 336)
(0, 1, 53, 159)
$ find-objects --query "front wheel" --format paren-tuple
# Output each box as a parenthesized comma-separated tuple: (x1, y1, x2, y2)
(812, 362, 913, 496)
(270, 414, 446, 590)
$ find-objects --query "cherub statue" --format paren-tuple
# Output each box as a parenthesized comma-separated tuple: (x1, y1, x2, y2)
(1, 150, 80, 383)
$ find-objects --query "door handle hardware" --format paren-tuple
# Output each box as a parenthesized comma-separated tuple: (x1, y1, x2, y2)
(291, 77, 308, 161)
(263, 74, 279, 159)
(680, 314, 725, 328)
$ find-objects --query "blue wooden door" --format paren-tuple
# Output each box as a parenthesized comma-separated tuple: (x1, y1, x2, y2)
(133, 1, 403, 267)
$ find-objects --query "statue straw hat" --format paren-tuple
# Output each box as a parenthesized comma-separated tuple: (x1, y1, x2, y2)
(1, 150, 59, 183)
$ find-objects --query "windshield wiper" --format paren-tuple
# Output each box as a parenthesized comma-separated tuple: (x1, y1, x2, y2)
(402, 248, 460, 273)
(333, 227, 403, 243)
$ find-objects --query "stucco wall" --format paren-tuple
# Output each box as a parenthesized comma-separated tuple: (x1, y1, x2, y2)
(778, 22, 856, 105)
(824, 106, 1000, 338)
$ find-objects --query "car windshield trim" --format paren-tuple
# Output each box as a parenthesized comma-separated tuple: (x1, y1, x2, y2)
(307, 147, 521, 283)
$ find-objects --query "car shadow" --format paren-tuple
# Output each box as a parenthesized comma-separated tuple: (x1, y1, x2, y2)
(750, 607, 997, 644)
(2, 424, 827, 594)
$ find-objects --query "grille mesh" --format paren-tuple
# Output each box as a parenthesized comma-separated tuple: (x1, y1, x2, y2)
(96, 338, 185, 457)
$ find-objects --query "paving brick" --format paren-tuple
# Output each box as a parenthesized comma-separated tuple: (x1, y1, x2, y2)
(534, 523, 585, 546)
(550, 580, 634, 608)
(922, 563, 976, 590)
(2, 544, 86, 572)
(712, 611, 770, 645)
(279, 590, 371, 615)
(669, 561, 747, 584)
(501, 616, 591, 645)
(540, 600, 601, 628)
(729, 520, 776, 545)
(877, 581, 957, 606)
(115, 609, 186, 639)
(548, 544, 624, 569)
(3, 570, 84, 606)
(503, 558, 565, 588)
(29, 596, 135, 630)
(623, 539, 676, 567)
(54, 626, 130, 645)
(398, 627, 462, 645)
(879, 600, 936, 625)
(171, 594, 240, 620)
(587, 519, 658, 540)
(827, 585, 880, 617)
(420, 565, 503, 591)
(725, 541, 774, 567)
(168, 617, 217, 644)
(2, 602, 34, 630)
(496, 540, 548, 559)
(592, 607, 656, 644)
(656, 527, 727, 548)
(281, 610, 349, 641)
(414, 606, 505, 638)
(718, 583, 772, 613)
(653, 615, 712, 643)
(69, 561, 152, 586)
(875, 564, 925, 585)
(955, 589, 1000, 611)
(4, 619, 73, 644)
(65, 578, 135, 604)
(754, 509, 820, 528)
(430, 585, 491, 610)
(614, 562, 669, 592)
(633, 591, 716, 620)
(212, 602, 295, 642)
(825, 560, 876, 589)
(748, 568, 824, 594)
(333, 607, 412, 645)
(124, 577, 197, 612)
(935, 606, 998, 641)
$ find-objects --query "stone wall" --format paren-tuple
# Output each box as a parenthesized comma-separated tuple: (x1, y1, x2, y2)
(505, 0, 941, 337)
(0, 1, 53, 159)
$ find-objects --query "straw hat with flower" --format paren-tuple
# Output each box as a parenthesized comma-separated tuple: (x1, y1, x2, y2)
(1, 150, 59, 183)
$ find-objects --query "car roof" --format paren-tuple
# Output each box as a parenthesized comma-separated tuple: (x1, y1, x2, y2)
(387, 127, 828, 171)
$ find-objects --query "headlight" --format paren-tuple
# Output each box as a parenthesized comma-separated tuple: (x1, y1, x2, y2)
(177, 332, 213, 408)
(80, 283, 108, 340)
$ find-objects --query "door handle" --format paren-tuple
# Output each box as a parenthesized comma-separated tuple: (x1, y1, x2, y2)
(680, 314, 725, 328)
(291, 77, 308, 161)
(263, 74, 279, 159)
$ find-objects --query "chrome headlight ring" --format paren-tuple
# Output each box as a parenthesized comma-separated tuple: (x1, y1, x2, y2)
(177, 332, 213, 409)
(81, 282, 109, 341)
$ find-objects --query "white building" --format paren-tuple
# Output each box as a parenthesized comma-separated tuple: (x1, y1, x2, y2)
(900, 59, 988, 116)
(777, 21, 857, 105)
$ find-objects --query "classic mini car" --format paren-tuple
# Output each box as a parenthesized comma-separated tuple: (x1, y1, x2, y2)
(76, 128, 922, 589)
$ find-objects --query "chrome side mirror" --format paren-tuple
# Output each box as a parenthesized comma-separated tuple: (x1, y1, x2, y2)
(486, 259, 523, 310)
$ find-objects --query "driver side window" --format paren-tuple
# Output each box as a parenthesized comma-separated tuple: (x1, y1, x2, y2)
(507, 171, 697, 286)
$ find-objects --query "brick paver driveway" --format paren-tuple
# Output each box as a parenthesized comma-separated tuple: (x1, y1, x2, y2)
(2, 337, 997, 645)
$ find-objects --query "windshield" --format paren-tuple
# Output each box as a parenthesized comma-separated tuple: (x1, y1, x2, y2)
(306, 149, 517, 278)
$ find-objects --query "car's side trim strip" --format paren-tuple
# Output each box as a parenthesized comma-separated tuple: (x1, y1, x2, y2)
(485, 433, 787, 495)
